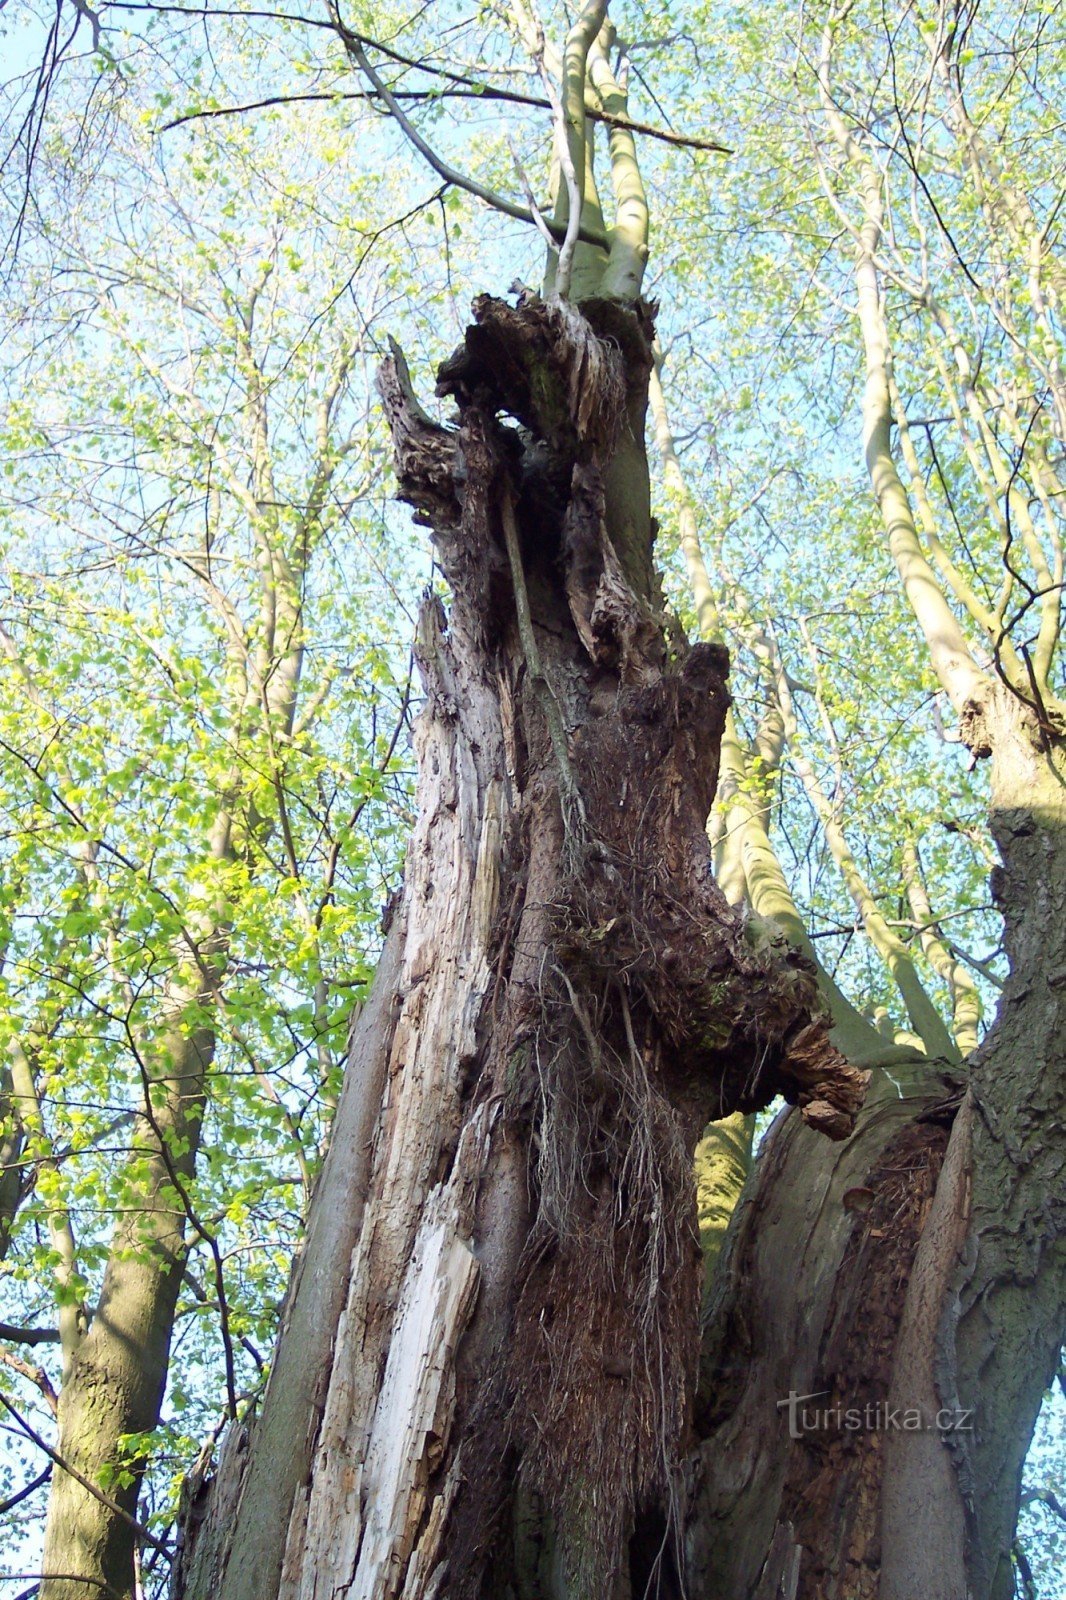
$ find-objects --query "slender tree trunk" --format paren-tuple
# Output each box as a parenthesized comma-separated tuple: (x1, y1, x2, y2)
(177, 289, 863, 1600)
(36, 298, 323, 1594)
(42, 952, 224, 1600)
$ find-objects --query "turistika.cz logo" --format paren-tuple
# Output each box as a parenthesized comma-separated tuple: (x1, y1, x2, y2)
(777, 1390, 975, 1440)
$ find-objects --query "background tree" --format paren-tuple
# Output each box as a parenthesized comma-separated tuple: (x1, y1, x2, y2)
(0, 59, 426, 1596)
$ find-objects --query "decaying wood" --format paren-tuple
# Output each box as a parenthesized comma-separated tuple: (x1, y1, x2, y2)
(177, 289, 865, 1600)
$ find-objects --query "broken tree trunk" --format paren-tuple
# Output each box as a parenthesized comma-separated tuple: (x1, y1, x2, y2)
(175, 289, 864, 1600)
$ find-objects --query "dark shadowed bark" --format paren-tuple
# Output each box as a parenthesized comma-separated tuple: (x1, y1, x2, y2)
(687, 690, 1065, 1600)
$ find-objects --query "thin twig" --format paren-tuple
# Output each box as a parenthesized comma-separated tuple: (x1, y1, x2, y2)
(0, 1393, 170, 1555)
(160, 83, 732, 152)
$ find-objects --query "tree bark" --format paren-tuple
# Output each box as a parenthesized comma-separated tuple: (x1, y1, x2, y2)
(947, 694, 1066, 1600)
(42, 953, 224, 1600)
(687, 689, 1066, 1600)
(170, 275, 1066, 1600)
(176, 289, 863, 1600)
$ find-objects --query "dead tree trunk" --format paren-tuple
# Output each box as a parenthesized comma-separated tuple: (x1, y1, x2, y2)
(175, 291, 864, 1600)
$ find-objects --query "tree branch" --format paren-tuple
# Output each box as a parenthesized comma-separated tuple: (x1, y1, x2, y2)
(0, 1465, 51, 1517)
(338, 29, 608, 249)
(0, 1347, 59, 1415)
(160, 83, 731, 152)
(0, 1393, 170, 1554)
(0, 1321, 61, 1347)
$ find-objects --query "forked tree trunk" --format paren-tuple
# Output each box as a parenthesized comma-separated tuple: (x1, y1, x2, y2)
(174, 290, 864, 1600)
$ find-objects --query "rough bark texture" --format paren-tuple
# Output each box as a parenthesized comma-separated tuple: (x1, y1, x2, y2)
(175, 291, 863, 1600)
(170, 283, 1066, 1600)
(947, 694, 1066, 1600)
(687, 689, 1066, 1600)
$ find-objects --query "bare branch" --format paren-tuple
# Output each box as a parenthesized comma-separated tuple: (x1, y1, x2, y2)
(0, 1392, 170, 1553)
(0, 1321, 61, 1347)
(160, 83, 731, 153)
(338, 28, 608, 250)
(0, 1347, 59, 1414)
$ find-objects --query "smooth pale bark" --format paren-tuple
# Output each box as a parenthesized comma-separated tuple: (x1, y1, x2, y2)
(903, 841, 982, 1058)
(770, 665, 959, 1064)
(887, 372, 1030, 696)
(816, 19, 992, 723)
(549, 1, 608, 299)
(588, 28, 649, 303)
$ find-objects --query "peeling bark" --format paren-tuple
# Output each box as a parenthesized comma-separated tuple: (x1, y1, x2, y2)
(176, 290, 863, 1600)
